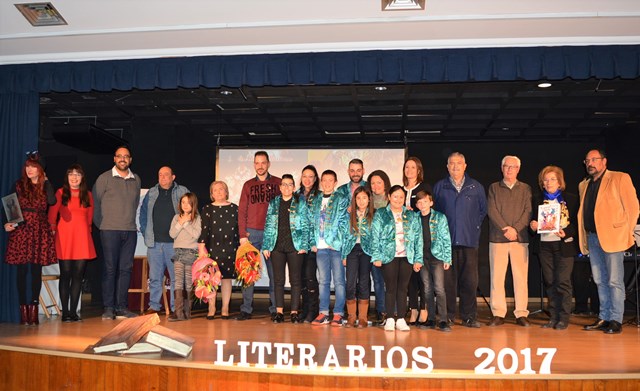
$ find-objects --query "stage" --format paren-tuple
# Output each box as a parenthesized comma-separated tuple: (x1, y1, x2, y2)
(1, 306, 640, 391)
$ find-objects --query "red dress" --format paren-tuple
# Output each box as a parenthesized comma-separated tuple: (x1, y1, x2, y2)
(48, 189, 97, 260)
(4, 184, 57, 266)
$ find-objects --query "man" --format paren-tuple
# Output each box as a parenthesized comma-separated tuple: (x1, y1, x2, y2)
(236, 151, 281, 320)
(578, 148, 639, 334)
(335, 158, 367, 200)
(433, 152, 487, 328)
(486, 155, 532, 327)
(93, 146, 142, 320)
(139, 166, 188, 317)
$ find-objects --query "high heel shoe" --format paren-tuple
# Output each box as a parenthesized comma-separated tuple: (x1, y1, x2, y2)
(19, 305, 29, 325)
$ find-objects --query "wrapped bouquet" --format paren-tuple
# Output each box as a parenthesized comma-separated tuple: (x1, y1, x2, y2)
(192, 256, 222, 303)
(235, 241, 261, 287)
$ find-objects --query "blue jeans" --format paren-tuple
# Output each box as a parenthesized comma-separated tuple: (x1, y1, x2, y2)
(240, 228, 276, 314)
(316, 248, 346, 315)
(147, 242, 175, 311)
(420, 258, 447, 322)
(100, 230, 137, 311)
(371, 264, 385, 313)
(588, 233, 625, 323)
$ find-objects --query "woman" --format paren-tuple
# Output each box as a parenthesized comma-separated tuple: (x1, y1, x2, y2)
(48, 163, 96, 322)
(341, 186, 375, 328)
(4, 153, 56, 326)
(366, 170, 391, 324)
(403, 157, 433, 324)
(263, 174, 310, 323)
(529, 166, 578, 330)
(297, 165, 320, 323)
(371, 185, 423, 332)
(198, 181, 239, 320)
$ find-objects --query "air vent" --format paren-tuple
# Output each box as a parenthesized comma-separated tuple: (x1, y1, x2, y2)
(15, 3, 67, 27)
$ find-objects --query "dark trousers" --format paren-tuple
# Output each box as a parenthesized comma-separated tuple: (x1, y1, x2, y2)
(345, 244, 372, 300)
(100, 230, 136, 310)
(17, 264, 43, 305)
(407, 271, 423, 312)
(539, 241, 574, 323)
(301, 251, 319, 315)
(382, 257, 413, 319)
(59, 259, 88, 314)
(572, 258, 599, 313)
(420, 258, 447, 321)
(271, 250, 303, 311)
(445, 246, 479, 321)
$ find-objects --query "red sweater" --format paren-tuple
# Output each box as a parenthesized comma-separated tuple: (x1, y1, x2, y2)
(238, 174, 281, 238)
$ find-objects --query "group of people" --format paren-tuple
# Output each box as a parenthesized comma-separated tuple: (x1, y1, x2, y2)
(3, 147, 638, 336)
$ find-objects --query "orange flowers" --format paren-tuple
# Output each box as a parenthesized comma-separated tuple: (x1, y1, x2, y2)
(235, 241, 262, 287)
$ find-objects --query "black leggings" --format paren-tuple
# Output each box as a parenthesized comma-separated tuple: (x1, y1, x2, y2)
(17, 264, 43, 305)
(59, 260, 88, 314)
(382, 257, 413, 319)
(271, 250, 303, 311)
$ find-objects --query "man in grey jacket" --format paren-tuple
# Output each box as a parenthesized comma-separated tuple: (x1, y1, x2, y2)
(93, 146, 141, 320)
(139, 166, 189, 317)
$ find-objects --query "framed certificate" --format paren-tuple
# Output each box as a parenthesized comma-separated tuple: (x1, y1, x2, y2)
(537, 203, 560, 233)
(2, 193, 24, 225)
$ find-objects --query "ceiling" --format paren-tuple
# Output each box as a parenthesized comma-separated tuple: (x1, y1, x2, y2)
(39, 77, 640, 148)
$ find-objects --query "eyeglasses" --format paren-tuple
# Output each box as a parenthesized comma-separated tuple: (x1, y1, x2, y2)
(583, 157, 603, 165)
(115, 154, 131, 159)
(502, 165, 519, 170)
(543, 178, 558, 183)
(280, 183, 295, 188)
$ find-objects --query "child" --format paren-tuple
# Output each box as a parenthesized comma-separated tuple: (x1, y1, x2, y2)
(169, 193, 202, 321)
(415, 191, 452, 332)
(309, 170, 350, 326)
(341, 186, 375, 328)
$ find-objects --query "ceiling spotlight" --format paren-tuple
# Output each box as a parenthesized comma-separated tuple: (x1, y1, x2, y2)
(220, 90, 233, 96)
(374, 86, 388, 91)
(537, 82, 552, 88)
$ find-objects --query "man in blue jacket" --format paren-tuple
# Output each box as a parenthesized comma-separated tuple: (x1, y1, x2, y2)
(433, 152, 487, 328)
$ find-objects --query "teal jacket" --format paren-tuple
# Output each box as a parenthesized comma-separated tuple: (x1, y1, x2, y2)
(340, 215, 375, 259)
(421, 209, 452, 265)
(262, 195, 311, 252)
(371, 205, 423, 265)
(309, 192, 349, 250)
(334, 180, 367, 202)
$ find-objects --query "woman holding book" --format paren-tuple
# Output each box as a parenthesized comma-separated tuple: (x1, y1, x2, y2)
(529, 165, 578, 330)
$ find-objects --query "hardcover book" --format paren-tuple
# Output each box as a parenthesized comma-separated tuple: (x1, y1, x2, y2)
(145, 325, 195, 358)
(92, 314, 160, 353)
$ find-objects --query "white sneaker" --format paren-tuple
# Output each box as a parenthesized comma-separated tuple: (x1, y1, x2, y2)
(396, 318, 410, 331)
(384, 318, 395, 332)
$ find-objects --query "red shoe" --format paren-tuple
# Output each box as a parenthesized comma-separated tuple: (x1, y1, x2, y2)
(28, 304, 39, 326)
(19, 305, 29, 325)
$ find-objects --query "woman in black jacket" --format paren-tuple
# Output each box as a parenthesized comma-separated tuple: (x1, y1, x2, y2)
(529, 165, 578, 330)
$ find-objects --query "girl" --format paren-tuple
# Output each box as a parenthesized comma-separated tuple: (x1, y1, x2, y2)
(263, 174, 310, 323)
(341, 186, 375, 328)
(48, 163, 96, 322)
(4, 153, 56, 326)
(169, 193, 202, 321)
(297, 165, 320, 323)
(371, 185, 423, 332)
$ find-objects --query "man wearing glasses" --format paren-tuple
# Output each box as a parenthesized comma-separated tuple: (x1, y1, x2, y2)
(93, 146, 142, 320)
(578, 149, 639, 334)
(486, 155, 532, 327)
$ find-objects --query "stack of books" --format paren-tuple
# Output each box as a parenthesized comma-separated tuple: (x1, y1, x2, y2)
(91, 314, 196, 358)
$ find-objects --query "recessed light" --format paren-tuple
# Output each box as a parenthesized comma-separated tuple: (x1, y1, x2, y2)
(537, 82, 552, 88)
(220, 90, 233, 96)
(374, 86, 388, 91)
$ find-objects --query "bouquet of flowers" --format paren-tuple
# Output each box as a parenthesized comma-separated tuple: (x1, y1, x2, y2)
(235, 241, 261, 287)
(192, 256, 222, 303)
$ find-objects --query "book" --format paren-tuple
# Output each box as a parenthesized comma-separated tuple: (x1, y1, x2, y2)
(145, 325, 196, 358)
(92, 314, 160, 353)
(119, 341, 163, 355)
(537, 203, 560, 233)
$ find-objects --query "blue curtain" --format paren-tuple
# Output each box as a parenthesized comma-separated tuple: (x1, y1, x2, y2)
(0, 92, 39, 322)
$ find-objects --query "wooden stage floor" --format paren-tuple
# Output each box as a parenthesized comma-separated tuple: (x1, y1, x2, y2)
(2, 307, 640, 390)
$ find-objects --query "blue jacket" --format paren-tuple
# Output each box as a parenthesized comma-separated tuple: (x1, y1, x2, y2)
(262, 195, 311, 252)
(334, 180, 367, 202)
(139, 182, 189, 247)
(433, 175, 487, 248)
(420, 209, 452, 265)
(309, 191, 350, 250)
(371, 205, 423, 265)
(340, 215, 375, 259)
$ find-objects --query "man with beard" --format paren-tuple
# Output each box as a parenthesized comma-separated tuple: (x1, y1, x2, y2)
(335, 159, 367, 200)
(93, 146, 142, 320)
(578, 148, 639, 334)
(236, 151, 281, 320)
